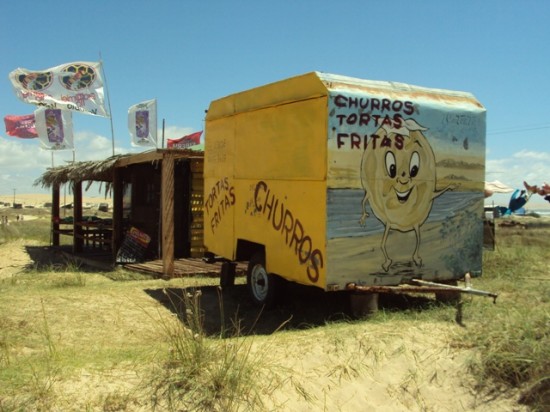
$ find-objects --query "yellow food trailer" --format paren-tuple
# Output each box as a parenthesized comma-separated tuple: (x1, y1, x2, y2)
(204, 72, 486, 308)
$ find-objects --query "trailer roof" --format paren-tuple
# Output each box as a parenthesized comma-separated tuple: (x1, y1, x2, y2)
(205, 72, 484, 121)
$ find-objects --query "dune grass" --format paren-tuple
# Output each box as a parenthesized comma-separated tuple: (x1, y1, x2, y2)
(148, 288, 283, 411)
(0, 267, 278, 411)
(0, 213, 276, 411)
(454, 223, 550, 411)
(0, 211, 549, 410)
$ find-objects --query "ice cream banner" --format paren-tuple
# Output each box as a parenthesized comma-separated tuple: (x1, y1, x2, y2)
(34, 107, 74, 151)
(9, 62, 108, 117)
(128, 99, 157, 147)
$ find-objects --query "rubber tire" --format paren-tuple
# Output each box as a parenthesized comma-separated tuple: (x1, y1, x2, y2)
(247, 252, 279, 308)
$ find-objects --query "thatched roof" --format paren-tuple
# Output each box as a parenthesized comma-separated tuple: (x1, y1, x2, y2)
(34, 154, 130, 190)
(34, 149, 205, 192)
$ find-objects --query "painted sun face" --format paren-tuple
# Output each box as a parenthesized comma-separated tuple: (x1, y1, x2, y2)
(361, 127, 436, 231)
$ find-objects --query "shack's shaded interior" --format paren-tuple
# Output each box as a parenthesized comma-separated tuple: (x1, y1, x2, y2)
(117, 155, 203, 260)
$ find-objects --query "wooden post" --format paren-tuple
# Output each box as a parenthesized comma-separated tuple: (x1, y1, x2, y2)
(161, 153, 175, 278)
(112, 167, 123, 262)
(73, 181, 83, 253)
(52, 184, 60, 246)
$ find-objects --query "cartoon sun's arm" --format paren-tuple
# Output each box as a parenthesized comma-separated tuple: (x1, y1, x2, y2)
(432, 183, 460, 200)
(359, 190, 370, 225)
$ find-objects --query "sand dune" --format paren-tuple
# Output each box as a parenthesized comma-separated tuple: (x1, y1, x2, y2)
(0, 193, 113, 208)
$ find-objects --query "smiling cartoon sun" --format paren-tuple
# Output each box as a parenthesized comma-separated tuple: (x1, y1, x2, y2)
(359, 119, 454, 272)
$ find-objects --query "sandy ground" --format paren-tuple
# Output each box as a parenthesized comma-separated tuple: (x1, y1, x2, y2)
(0, 194, 531, 411)
(0, 246, 528, 411)
(1, 252, 528, 412)
(0, 193, 113, 209)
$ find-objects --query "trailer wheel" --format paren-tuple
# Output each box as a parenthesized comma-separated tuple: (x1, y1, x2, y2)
(247, 253, 278, 307)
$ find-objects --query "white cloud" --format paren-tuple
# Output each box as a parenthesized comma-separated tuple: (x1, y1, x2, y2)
(513, 150, 550, 161)
(0, 138, 51, 170)
(73, 131, 113, 160)
(161, 125, 196, 140)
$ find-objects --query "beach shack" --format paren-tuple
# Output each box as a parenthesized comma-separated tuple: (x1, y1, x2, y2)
(203, 72, 487, 307)
(36, 149, 207, 276)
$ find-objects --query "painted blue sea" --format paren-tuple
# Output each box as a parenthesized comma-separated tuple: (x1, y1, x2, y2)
(327, 189, 482, 239)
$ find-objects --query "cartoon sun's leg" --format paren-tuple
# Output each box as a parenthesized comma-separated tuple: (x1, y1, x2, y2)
(380, 224, 393, 272)
(412, 224, 422, 267)
(359, 191, 370, 225)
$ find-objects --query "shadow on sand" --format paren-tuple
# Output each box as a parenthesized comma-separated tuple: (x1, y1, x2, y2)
(22, 245, 436, 337)
(25, 245, 111, 272)
(144, 281, 435, 337)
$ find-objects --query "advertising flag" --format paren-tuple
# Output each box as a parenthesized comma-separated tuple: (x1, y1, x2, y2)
(167, 131, 203, 149)
(128, 99, 157, 147)
(4, 114, 38, 138)
(9, 62, 109, 117)
(34, 107, 74, 151)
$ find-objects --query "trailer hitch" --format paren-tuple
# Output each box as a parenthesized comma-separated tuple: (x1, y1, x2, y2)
(411, 277, 498, 304)
(346, 273, 498, 304)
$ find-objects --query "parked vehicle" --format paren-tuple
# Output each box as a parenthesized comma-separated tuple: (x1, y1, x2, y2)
(36, 71, 492, 308)
(202, 72, 487, 308)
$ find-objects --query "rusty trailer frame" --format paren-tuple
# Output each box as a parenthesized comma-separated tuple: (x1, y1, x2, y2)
(346, 273, 498, 304)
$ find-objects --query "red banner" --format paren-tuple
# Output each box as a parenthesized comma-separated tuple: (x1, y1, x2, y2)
(4, 114, 38, 138)
(167, 131, 203, 149)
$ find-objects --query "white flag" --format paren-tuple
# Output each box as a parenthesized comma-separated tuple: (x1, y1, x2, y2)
(128, 99, 157, 147)
(34, 107, 74, 151)
(9, 61, 109, 117)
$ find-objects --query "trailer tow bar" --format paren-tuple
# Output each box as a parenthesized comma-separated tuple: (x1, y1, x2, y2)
(411, 278, 498, 304)
(346, 274, 498, 324)
(346, 277, 498, 304)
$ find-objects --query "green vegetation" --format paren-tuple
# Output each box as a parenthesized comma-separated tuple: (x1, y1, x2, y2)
(456, 223, 550, 410)
(149, 288, 279, 411)
(0, 207, 65, 246)
(0, 210, 548, 411)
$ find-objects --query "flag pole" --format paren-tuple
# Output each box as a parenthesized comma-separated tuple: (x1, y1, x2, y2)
(99, 52, 115, 156)
(162, 118, 165, 148)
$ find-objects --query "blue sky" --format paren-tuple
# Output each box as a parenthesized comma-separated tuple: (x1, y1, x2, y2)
(1, 0, 549, 208)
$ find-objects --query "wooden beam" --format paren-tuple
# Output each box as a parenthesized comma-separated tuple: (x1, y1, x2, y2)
(112, 168, 123, 262)
(161, 153, 175, 278)
(52, 184, 60, 246)
(73, 181, 83, 253)
(115, 149, 203, 168)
